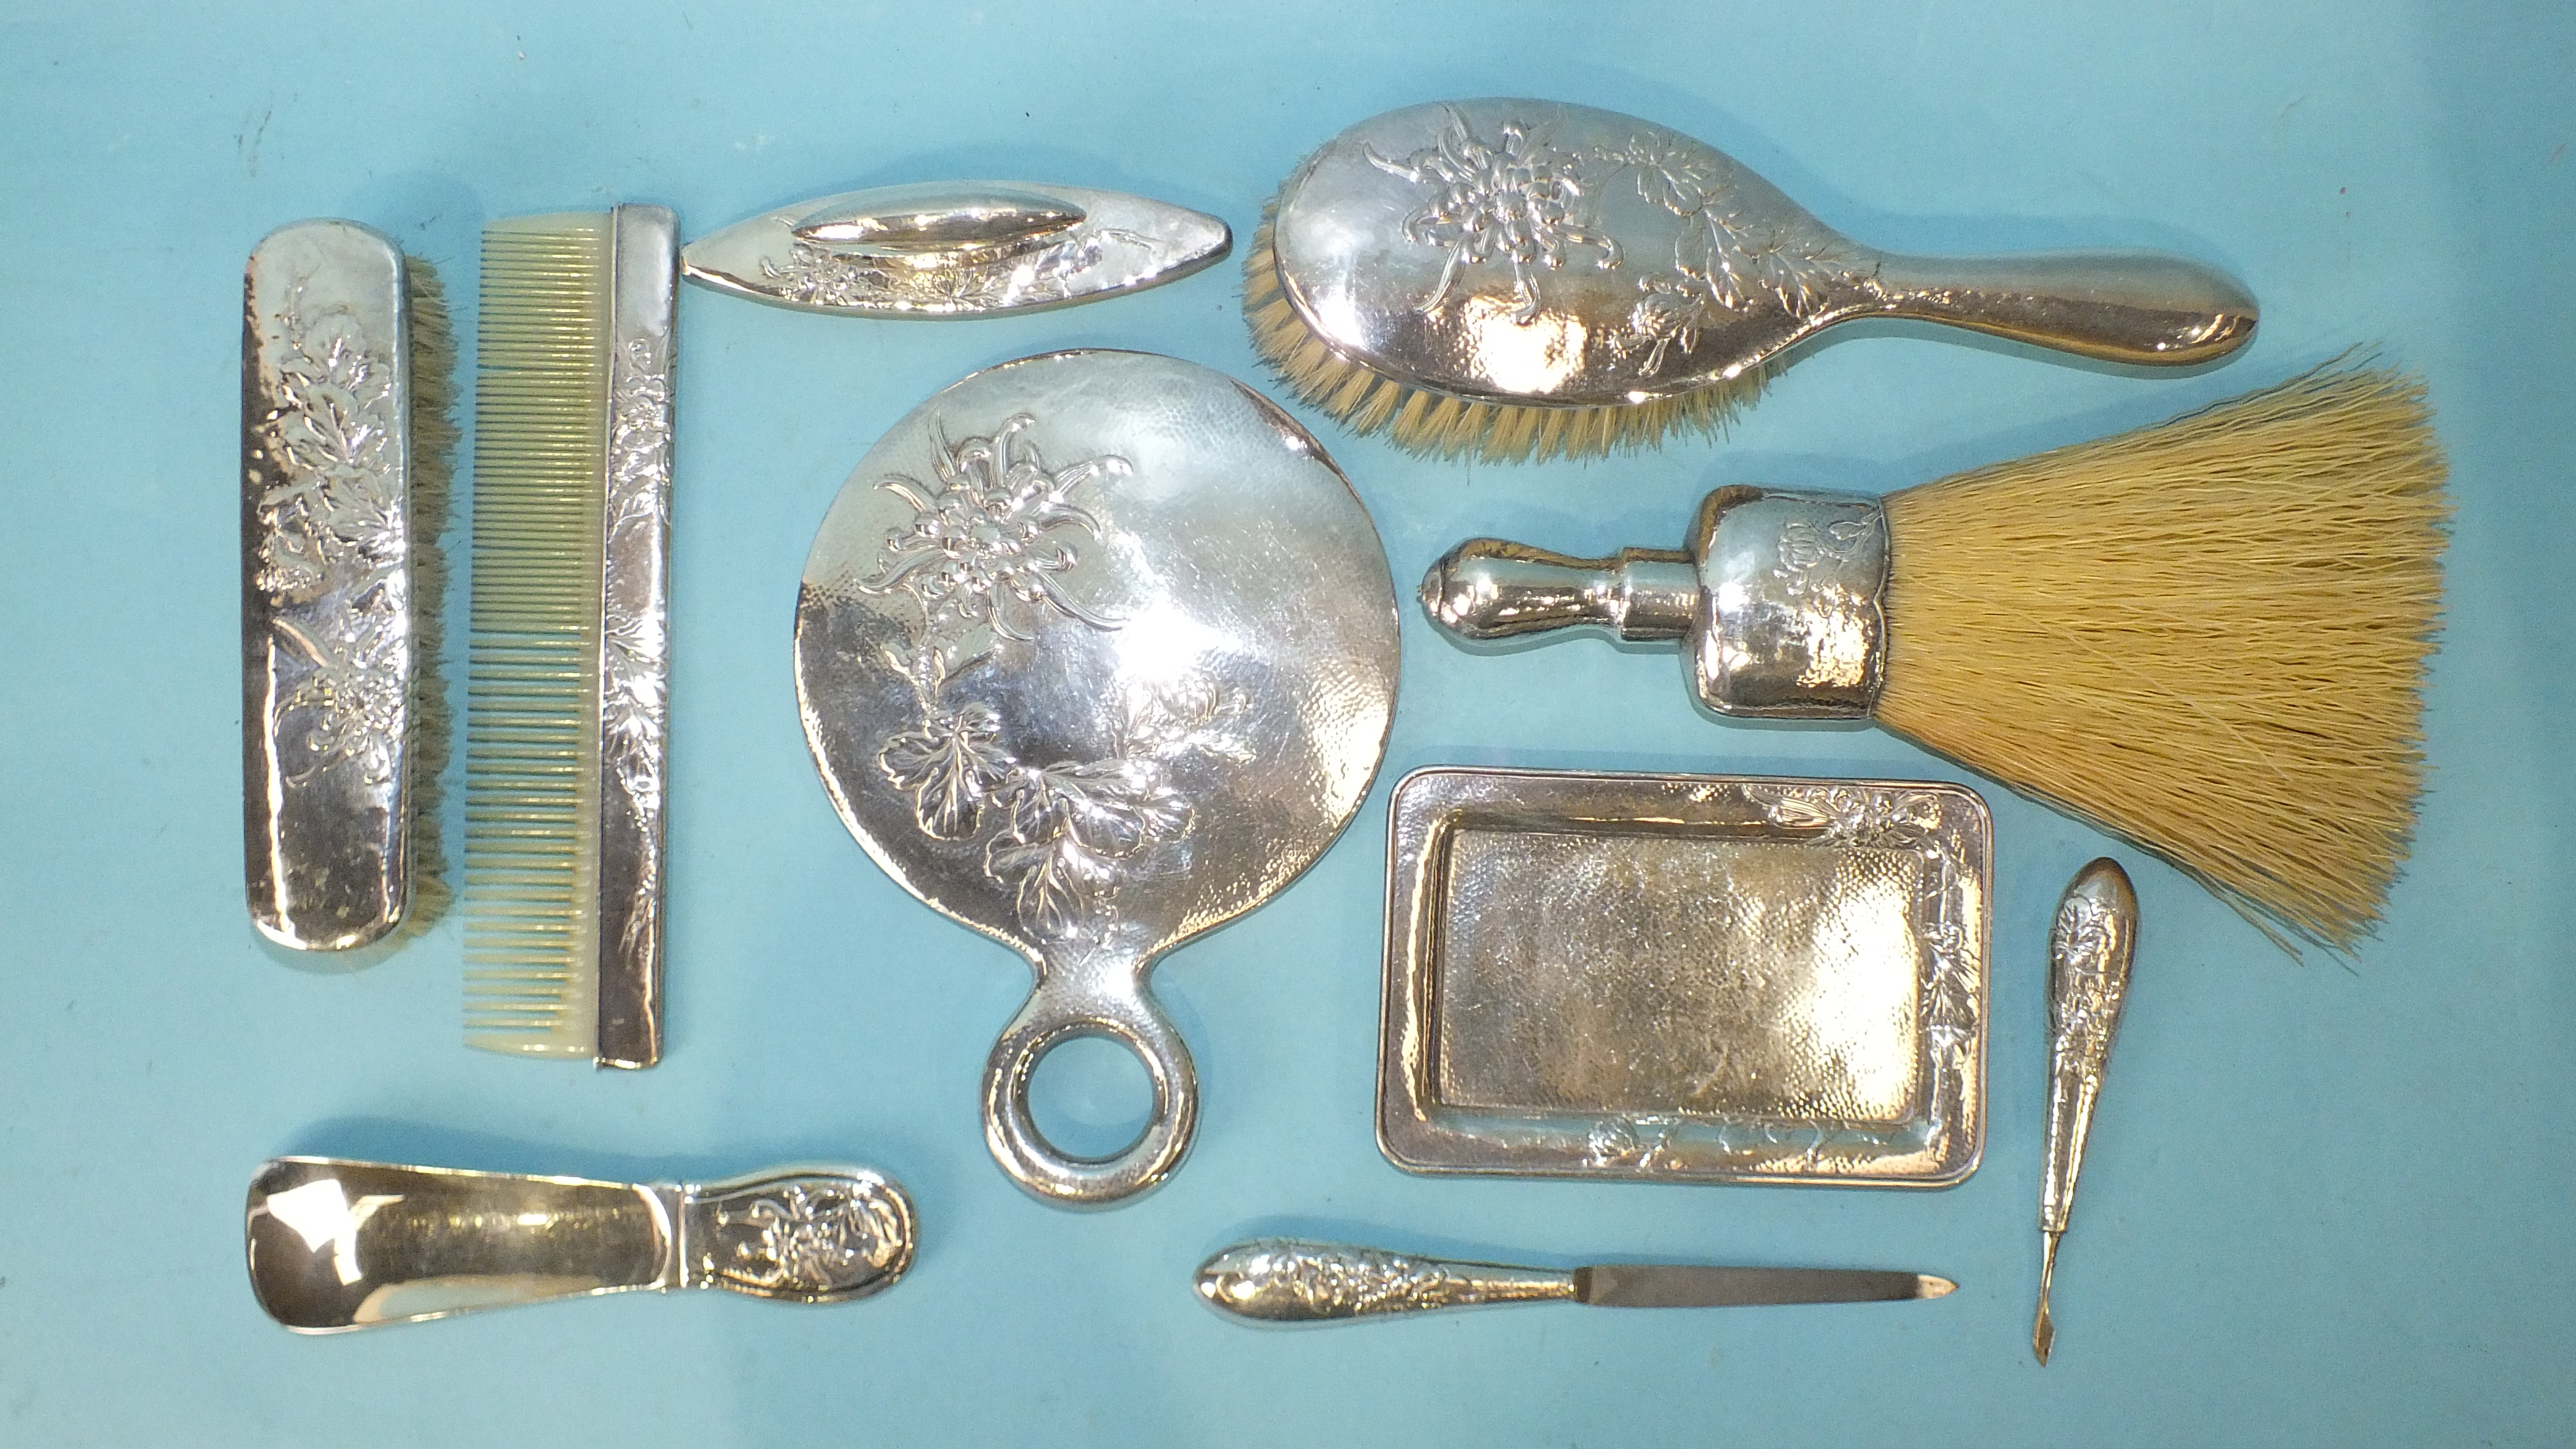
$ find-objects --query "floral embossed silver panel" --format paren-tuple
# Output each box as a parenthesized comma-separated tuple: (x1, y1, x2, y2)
(1380, 768, 1989, 1186)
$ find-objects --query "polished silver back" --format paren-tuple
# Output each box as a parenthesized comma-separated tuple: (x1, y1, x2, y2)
(795, 350, 1399, 1205)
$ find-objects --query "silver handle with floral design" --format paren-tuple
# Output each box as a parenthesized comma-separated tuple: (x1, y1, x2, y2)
(247, 1157, 913, 1332)
(2034, 858, 2139, 1364)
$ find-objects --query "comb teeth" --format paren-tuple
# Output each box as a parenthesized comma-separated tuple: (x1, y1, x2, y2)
(463, 208, 676, 1066)
(1242, 208, 1761, 464)
(466, 214, 611, 1056)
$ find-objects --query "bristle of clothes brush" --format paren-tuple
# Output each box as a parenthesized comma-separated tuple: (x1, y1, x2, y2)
(242, 221, 456, 951)
(1253, 99, 2257, 463)
(1421, 363, 2445, 950)
(403, 263, 457, 934)
(465, 206, 676, 1066)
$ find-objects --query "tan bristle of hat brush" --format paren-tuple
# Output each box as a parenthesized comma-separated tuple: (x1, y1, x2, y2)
(242, 220, 458, 951)
(1422, 363, 2446, 950)
(1248, 98, 2258, 462)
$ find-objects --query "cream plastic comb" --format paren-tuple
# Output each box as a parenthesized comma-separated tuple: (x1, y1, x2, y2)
(464, 205, 675, 1066)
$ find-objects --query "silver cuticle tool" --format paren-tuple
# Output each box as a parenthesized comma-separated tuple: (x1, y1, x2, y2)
(2034, 858, 2139, 1365)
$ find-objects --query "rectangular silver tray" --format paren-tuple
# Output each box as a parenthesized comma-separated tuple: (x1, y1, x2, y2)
(1378, 768, 1990, 1187)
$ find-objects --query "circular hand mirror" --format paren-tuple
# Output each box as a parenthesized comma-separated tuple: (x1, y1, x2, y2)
(795, 350, 1399, 1205)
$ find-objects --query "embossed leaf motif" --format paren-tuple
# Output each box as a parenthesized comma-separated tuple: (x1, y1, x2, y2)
(1257, 1244, 1455, 1317)
(258, 525, 331, 603)
(1747, 784, 1940, 847)
(861, 410, 1246, 943)
(272, 613, 405, 787)
(863, 414, 1123, 643)
(879, 703, 1012, 839)
(1367, 111, 1620, 322)
(1593, 133, 1728, 215)
(986, 756, 1195, 940)
(2051, 896, 2123, 1050)
(1777, 518, 1871, 572)
(254, 290, 410, 783)
(715, 1182, 904, 1294)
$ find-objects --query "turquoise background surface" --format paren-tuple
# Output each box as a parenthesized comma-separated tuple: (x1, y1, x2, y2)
(3, 2, 2570, 1444)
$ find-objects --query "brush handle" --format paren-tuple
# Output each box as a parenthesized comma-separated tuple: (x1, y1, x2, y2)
(247, 1157, 913, 1331)
(1415, 541, 1697, 641)
(1421, 488, 1889, 719)
(1864, 250, 2257, 366)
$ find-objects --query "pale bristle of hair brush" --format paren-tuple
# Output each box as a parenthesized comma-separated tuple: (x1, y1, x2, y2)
(1242, 206, 1759, 463)
(463, 213, 613, 1055)
(1876, 363, 2447, 951)
(396, 259, 457, 935)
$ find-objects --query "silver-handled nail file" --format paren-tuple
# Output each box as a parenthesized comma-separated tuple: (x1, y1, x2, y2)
(1196, 1240, 1953, 1324)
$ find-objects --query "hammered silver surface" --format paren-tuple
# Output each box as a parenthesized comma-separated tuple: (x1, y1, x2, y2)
(1381, 768, 1988, 1186)
(1271, 98, 2256, 408)
(796, 350, 1399, 1204)
(1433, 831, 1924, 1122)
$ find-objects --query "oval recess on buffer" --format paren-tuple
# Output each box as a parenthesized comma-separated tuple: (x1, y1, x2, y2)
(794, 183, 1086, 261)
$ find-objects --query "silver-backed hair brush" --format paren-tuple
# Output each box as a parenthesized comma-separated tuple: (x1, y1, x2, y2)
(1248, 98, 2257, 461)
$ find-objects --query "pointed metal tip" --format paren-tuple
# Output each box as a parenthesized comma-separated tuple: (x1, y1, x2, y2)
(1917, 1275, 1957, 1299)
(1417, 550, 1463, 625)
(2033, 1305, 2054, 1365)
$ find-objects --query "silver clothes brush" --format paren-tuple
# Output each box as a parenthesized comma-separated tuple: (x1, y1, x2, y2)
(247, 1157, 913, 1332)
(1419, 365, 2444, 950)
(242, 220, 456, 950)
(1249, 98, 2257, 460)
(463, 205, 675, 1067)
